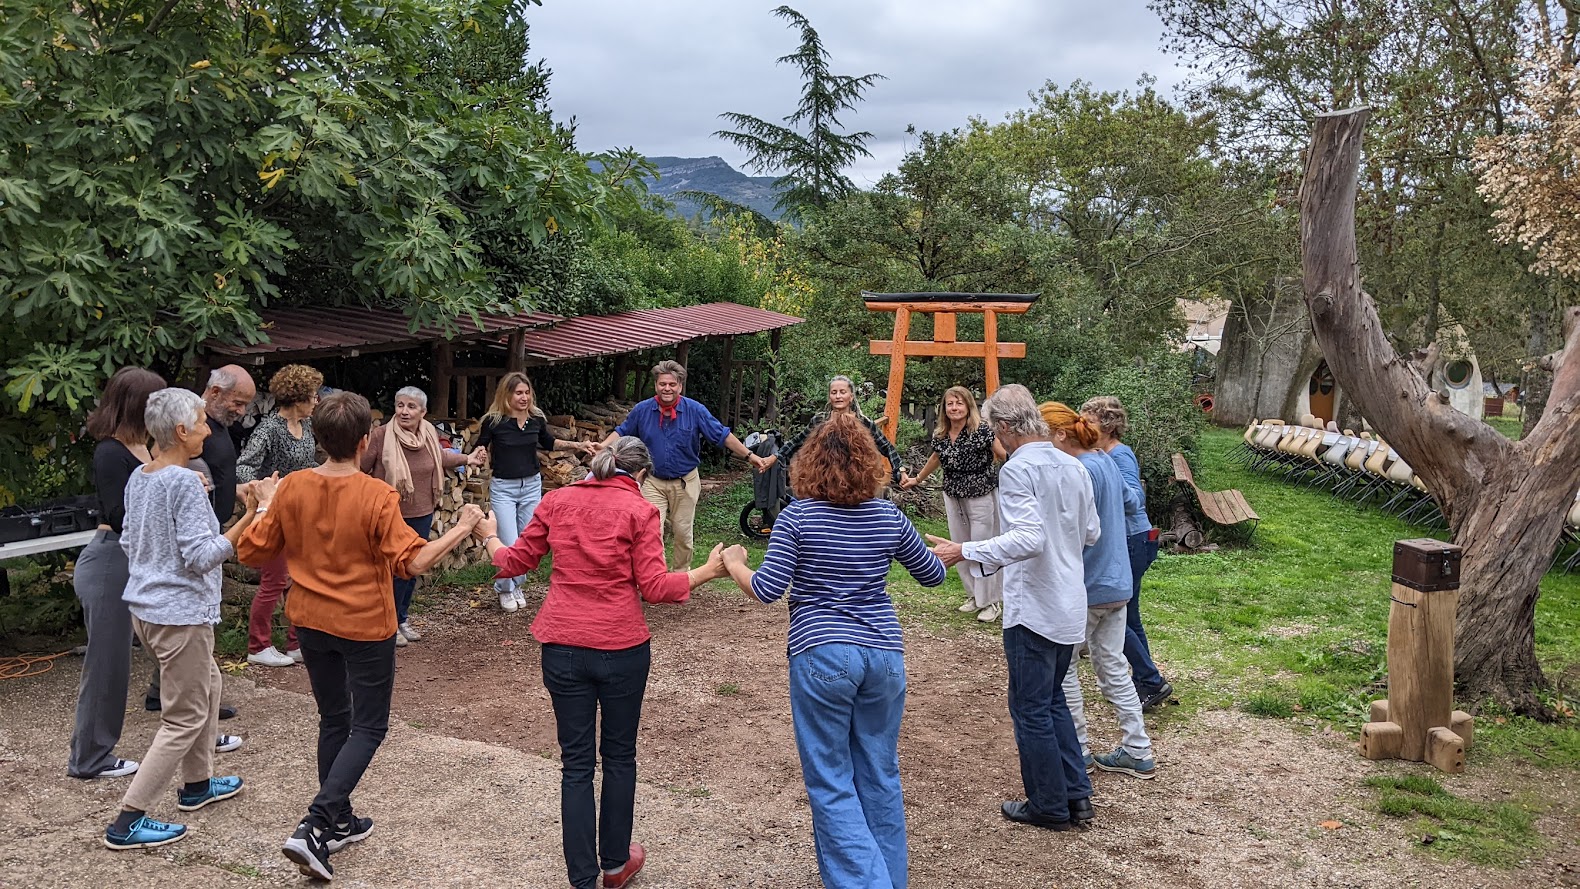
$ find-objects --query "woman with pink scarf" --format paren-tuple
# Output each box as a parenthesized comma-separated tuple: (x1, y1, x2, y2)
(362, 386, 484, 644)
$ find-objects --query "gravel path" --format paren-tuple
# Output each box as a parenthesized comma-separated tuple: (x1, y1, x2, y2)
(2, 591, 1577, 888)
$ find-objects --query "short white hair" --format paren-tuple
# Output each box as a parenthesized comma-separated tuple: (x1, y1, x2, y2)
(145, 388, 206, 450)
(395, 386, 428, 409)
(982, 384, 1048, 438)
(207, 367, 241, 391)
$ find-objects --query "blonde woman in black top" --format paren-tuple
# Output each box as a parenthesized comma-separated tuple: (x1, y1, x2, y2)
(902, 386, 1006, 621)
(474, 372, 593, 613)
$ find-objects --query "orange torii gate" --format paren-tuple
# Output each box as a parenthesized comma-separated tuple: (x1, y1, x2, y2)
(864, 291, 1041, 443)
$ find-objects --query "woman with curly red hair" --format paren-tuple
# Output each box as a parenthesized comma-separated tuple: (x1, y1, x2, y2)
(721, 412, 945, 889)
(237, 363, 323, 668)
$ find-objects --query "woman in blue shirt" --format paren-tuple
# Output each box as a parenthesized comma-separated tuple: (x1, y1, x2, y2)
(1082, 396, 1173, 710)
(721, 412, 944, 889)
(1043, 402, 1156, 781)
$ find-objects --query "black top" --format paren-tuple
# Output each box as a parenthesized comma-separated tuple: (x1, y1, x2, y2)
(475, 414, 558, 480)
(779, 412, 904, 485)
(930, 422, 999, 500)
(203, 417, 242, 523)
(93, 439, 143, 534)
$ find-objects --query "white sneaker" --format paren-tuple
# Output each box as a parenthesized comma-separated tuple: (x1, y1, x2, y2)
(513, 590, 527, 609)
(247, 646, 295, 668)
(499, 591, 519, 613)
(215, 735, 244, 753)
(977, 602, 1002, 622)
(958, 597, 981, 613)
(287, 648, 304, 664)
(394, 628, 408, 648)
(398, 621, 422, 641)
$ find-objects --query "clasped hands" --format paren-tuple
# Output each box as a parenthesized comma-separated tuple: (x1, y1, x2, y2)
(241, 473, 280, 513)
(924, 533, 965, 567)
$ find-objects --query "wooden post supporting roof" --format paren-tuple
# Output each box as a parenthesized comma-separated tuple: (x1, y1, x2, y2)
(864, 292, 1039, 443)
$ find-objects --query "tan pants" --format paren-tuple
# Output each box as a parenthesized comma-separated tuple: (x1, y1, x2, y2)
(641, 469, 700, 569)
(946, 491, 1003, 608)
(121, 619, 221, 813)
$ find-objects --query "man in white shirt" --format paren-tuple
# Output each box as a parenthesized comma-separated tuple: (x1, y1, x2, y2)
(929, 384, 1099, 830)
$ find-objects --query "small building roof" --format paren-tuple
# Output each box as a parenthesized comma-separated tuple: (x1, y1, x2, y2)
(206, 305, 559, 366)
(518, 302, 802, 365)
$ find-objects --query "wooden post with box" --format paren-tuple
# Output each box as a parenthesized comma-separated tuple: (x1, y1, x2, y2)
(1360, 538, 1475, 773)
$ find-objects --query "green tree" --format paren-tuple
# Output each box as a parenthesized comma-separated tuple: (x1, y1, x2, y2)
(0, 0, 644, 499)
(714, 5, 884, 220)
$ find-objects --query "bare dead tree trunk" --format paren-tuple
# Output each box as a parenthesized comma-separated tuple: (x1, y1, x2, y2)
(1301, 108, 1580, 714)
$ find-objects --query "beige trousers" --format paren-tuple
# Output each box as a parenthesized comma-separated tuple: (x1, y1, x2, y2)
(946, 490, 1003, 608)
(121, 619, 221, 813)
(641, 468, 701, 569)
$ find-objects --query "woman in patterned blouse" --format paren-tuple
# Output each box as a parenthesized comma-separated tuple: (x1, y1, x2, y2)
(902, 386, 1006, 621)
(236, 364, 323, 668)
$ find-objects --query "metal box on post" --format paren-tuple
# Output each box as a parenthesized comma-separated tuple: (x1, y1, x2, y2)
(1391, 538, 1462, 591)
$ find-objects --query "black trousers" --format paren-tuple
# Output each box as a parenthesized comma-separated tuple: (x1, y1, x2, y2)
(541, 641, 651, 889)
(297, 626, 397, 829)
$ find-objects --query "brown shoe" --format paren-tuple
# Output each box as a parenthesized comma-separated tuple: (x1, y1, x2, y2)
(603, 843, 645, 888)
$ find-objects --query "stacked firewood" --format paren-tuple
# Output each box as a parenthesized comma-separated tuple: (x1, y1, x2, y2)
(426, 399, 636, 573)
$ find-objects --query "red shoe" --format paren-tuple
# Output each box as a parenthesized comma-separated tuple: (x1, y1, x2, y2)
(602, 843, 645, 888)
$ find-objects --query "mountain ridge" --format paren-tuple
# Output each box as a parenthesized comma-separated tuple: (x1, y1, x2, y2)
(643, 155, 785, 220)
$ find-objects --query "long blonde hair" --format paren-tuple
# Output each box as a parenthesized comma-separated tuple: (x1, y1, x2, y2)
(484, 372, 545, 425)
(933, 386, 982, 439)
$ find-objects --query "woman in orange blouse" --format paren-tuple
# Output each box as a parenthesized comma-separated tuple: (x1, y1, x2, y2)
(238, 392, 481, 881)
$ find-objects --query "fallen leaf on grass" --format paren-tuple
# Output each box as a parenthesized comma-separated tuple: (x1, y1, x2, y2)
(1319, 820, 1343, 830)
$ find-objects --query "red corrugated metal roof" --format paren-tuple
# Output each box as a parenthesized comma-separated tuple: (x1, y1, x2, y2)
(206, 305, 561, 364)
(519, 302, 802, 365)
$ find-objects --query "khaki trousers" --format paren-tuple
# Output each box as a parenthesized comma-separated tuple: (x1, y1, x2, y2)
(121, 619, 221, 813)
(641, 468, 701, 569)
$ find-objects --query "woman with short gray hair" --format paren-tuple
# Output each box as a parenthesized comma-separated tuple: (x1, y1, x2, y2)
(104, 388, 277, 850)
(361, 386, 484, 644)
(474, 435, 726, 889)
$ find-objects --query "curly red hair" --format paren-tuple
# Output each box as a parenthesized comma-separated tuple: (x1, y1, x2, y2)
(789, 412, 887, 506)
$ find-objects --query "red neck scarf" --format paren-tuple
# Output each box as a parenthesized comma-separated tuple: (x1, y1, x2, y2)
(656, 396, 679, 424)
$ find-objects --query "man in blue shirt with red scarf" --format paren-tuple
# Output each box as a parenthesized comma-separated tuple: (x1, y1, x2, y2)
(600, 360, 766, 568)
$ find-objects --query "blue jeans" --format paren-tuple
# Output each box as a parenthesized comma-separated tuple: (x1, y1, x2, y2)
(392, 513, 433, 624)
(788, 643, 908, 889)
(1003, 624, 1090, 820)
(1123, 531, 1165, 692)
(541, 642, 651, 889)
(490, 474, 543, 594)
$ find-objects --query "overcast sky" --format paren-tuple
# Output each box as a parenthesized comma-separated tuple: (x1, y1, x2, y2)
(527, 0, 1184, 185)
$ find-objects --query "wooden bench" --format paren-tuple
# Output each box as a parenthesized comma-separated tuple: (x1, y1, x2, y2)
(1173, 453, 1260, 539)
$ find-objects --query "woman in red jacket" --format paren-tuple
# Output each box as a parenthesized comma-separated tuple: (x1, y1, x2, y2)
(475, 435, 725, 889)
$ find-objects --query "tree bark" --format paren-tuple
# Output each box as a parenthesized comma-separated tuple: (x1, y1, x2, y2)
(1301, 108, 1580, 713)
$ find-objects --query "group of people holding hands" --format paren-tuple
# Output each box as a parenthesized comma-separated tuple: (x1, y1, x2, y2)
(67, 353, 1173, 889)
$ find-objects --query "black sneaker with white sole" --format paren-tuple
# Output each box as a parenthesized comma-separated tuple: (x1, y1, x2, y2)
(282, 821, 333, 881)
(326, 815, 373, 852)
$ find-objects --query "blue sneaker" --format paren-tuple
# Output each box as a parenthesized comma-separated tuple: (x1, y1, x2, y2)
(1093, 747, 1157, 780)
(177, 775, 244, 811)
(103, 815, 187, 850)
(1083, 752, 1095, 774)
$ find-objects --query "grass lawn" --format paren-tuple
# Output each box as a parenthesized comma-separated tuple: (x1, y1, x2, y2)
(683, 426, 1580, 772)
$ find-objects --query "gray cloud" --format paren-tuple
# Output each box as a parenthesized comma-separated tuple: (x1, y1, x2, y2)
(529, 0, 1181, 183)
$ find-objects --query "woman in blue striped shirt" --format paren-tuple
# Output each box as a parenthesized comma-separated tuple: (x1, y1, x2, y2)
(722, 412, 945, 889)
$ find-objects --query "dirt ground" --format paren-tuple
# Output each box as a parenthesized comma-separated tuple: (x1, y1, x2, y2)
(4, 577, 1580, 888)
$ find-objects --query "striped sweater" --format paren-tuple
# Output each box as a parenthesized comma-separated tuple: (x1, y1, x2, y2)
(750, 498, 946, 656)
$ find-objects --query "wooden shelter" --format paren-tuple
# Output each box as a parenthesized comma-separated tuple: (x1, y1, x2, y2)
(201, 302, 802, 428)
(864, 292, 1039, 442)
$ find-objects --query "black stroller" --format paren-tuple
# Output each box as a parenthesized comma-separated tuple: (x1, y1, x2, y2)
(739, 429, 790, 540)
